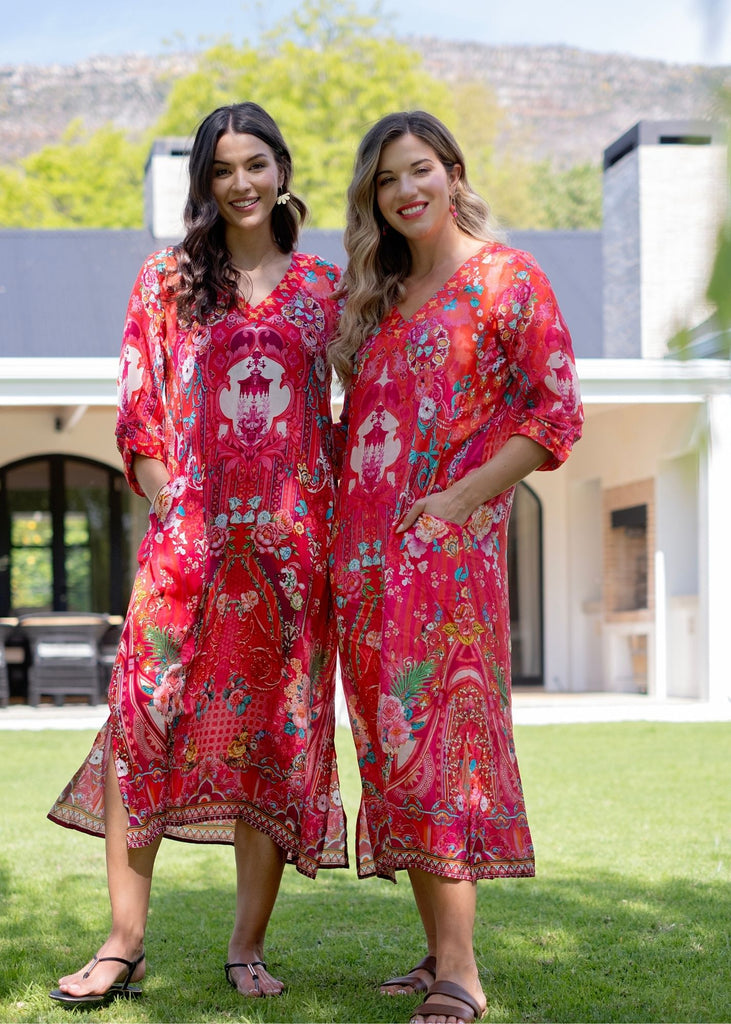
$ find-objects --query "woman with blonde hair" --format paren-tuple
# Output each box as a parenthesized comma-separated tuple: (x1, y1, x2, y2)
(329, 110, 583, 1023)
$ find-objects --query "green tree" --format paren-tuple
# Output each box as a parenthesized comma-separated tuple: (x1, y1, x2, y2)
(449, 81, 601, 231)
(0, 121, 147, 228)
(0, 165, 54, 227)
(450, 80, 543, 229)
(528, 161, 602, 230)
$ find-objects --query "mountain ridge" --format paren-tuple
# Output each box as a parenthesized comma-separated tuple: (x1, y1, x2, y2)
(1, 39, 728, 168)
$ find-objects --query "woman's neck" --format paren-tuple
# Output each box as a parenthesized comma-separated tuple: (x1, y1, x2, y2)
(225, 225, 282, 272)
(406, 229, 484, 284)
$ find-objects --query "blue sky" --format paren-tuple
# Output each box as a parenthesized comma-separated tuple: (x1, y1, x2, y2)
(1, 0, 729, 66)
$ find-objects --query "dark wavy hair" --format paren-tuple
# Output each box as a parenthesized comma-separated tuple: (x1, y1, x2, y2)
(173, 102, 307, 325)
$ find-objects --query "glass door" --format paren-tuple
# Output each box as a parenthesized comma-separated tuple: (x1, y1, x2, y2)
(0, 455, 132, 615)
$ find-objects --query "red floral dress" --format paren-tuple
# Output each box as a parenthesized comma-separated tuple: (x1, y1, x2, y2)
(49, 249, 347, 877)
(330, 243, 583, 881)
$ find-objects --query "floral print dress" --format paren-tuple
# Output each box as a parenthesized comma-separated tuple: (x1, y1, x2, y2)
(330, 243, 583, 881)
(49, 249, 347, 877)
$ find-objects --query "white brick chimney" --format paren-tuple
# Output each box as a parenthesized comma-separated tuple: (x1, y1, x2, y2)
(602, 120, 728, 358)
(144, 138, 191, 240)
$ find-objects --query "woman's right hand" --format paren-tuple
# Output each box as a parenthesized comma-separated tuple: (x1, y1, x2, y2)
(151, 481, 173, 520)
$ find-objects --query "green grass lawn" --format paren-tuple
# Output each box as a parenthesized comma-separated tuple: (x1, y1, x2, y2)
(0, 721, 729, 1023)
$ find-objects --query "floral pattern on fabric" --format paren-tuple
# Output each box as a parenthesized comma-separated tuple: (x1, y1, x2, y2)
(49, 250, 347, 877)
(330, 243, 583, 881)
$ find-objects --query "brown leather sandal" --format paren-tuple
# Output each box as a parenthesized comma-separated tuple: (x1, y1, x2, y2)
(381, 954, 437, 994)
(410, 979, 486, 1022)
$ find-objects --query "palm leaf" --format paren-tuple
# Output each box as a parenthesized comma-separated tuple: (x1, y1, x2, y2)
(309, 647, 328, 685)
(494, 664, 509, 709)
(391, 659, 435, 704)
(143, 624, 182, 667)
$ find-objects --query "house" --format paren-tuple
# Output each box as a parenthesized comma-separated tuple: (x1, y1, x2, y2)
(1, 121, 729, 706)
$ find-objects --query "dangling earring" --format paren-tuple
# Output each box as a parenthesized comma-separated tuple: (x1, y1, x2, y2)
(276, 187, 291, 206)
(449, 194, 458, 219)
(381, 222, 389, 236)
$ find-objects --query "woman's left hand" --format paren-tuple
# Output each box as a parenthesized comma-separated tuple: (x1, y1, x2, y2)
(395, 436, 551, 534)
(396, 486, 471, 533)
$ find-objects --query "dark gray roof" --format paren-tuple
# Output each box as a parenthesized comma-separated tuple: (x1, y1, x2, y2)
(0, 227, 602, 359)
(510, 229, 603, 358)
(1, 229, 157, 358)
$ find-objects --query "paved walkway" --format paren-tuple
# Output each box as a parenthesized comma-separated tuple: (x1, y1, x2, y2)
(1, 690, 729, 730)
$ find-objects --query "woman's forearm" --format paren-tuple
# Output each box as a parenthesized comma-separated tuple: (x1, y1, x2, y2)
(397, 435, 549, 532)
(452, 435, 549, 514)
(132, 454, 170, 505)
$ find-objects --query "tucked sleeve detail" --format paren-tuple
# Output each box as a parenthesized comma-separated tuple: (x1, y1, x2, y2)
(115, 251, 173, 496)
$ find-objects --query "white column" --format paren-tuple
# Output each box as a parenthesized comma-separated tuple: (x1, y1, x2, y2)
(653, 549, 667, 701)
(699, 394, 731, 705)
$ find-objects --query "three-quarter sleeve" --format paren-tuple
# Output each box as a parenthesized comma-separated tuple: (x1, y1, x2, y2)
(115, 255, 170, 496)
(495, 251, 583, 470)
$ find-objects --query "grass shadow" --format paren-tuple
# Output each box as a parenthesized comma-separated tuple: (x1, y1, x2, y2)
(2, 854, 729, 1022)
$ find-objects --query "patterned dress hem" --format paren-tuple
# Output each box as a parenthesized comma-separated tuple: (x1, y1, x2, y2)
(357, 851, 536, 883)
(47, 800, 348, 879)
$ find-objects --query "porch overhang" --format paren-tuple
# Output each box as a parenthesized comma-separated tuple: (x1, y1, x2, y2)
(0, 358, 118, 406)
(577, 357, 731, 403)
(1, 357, 730, 409)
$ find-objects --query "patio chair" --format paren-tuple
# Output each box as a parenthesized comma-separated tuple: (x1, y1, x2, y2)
(20, 612, 111, 707)
(0, 618, 18, 708)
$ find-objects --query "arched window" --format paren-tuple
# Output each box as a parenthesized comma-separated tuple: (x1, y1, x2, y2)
(0, 455, 133, 616)
(508, 481, 544, 686)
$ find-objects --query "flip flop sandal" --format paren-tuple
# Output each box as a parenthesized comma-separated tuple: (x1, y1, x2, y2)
(411, 979, 486, 1023)
(382, 954, 437, 994)
(49, 950, 145, 1007)
(224, 960, 283, 997)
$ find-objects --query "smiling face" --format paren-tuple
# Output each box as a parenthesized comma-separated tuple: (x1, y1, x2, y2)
(375, 132, 460, 245)
(210, 131, 283, 236)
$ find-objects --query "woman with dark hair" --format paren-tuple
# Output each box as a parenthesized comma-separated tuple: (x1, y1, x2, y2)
(49, 102, 346, 1006)
(329, 111, 582, 1023)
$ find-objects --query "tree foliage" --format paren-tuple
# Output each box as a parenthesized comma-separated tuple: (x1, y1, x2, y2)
(0, 122, 146, 228)
(703, 89, 731, 355)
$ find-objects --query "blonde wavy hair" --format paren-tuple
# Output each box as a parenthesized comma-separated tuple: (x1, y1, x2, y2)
(328, 111, 502, 385)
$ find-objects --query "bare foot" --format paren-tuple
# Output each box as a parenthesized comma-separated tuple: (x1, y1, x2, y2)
(224, 957, 284, 997)
(57, 944, 145, 999)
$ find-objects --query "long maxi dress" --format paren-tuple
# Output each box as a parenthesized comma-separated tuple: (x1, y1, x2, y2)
(330, 242, 583, 881)
(49, 249, 347, 877)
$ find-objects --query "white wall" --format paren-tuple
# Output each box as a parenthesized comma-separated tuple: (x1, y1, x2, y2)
(522, 465, 572, 692)
(656, 452, 700, 698)
(567, 477, 603, 692)
(568, 402, 703, 487)
(0, 407, 121, 468)
(698, 394, 731, 705)
(640, 144, 727, 358)
(535, 401, 707, 696)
